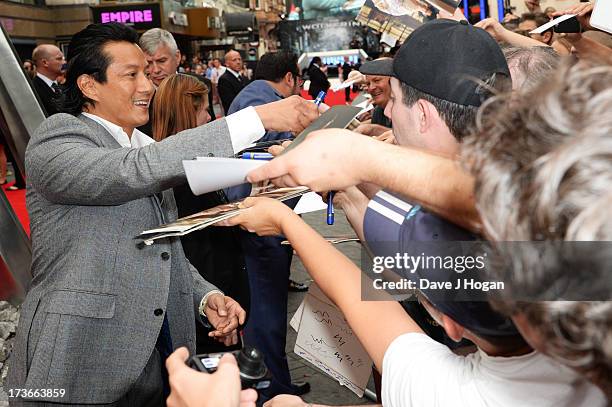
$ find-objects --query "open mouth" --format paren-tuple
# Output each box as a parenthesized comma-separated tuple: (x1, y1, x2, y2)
(133, 99, 150, 108)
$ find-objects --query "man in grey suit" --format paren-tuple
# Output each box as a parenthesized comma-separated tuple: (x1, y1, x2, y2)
(5, 23, 319, 406)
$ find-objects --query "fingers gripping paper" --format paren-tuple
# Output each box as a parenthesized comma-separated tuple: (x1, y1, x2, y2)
(183, 157, 266, 196)
(293, 284, 373, 397)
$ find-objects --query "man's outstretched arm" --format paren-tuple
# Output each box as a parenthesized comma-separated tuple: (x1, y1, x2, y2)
(249, 130, 481, 233)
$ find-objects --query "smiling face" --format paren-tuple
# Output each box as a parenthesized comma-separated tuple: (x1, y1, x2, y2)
(366, 74, 391, 107)
(144, 43, 181, 86)
(80, 41, 154, 135)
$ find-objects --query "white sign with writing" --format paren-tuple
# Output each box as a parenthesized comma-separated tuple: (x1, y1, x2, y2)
(294, 284, 372, 397)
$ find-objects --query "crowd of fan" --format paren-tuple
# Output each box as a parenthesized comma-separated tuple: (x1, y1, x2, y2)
(162, 2, 611, 407)
(3, 1, 611, 407)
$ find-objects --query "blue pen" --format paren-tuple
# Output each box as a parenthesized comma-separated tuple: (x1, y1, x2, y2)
(241, 152, 273, 160)
(327, 191, 335, 225)
(314, 90, 326, 106)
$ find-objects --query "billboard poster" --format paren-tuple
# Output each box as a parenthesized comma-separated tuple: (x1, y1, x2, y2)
(356, 0, 436, 43)
(278, 17, 380, 55)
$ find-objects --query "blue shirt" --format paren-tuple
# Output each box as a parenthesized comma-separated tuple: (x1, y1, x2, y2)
(226, 80, 293, 202)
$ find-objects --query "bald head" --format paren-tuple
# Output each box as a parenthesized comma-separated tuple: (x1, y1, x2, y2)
(32, 44, 65, 80)
(224, 50, 242, 72)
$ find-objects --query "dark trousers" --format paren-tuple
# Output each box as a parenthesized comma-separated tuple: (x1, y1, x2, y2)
(345, 86, 351, 102)
(240, 231, 294, 404)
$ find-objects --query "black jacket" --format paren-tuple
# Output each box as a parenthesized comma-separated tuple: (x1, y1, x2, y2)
(307, 64, 330, 99)
(218, 70, 247, 114)
(32, 75, 63, 116)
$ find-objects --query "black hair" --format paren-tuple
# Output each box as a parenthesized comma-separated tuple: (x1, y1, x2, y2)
(399, 71, 510, 141)
(521, 12, 552, 31)
(63, 23, 139, 116)
(310, 56, 322, 66)
(400, 83, 478, 141)
(254, 52, 299, 83)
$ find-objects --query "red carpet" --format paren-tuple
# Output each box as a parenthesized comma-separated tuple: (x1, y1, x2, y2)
(301, 89, 359, 106)
(2, 182, 29, 236)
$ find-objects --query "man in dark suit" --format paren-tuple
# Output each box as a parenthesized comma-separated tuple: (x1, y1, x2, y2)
(307, 56, 330, 102)
(31, 44, 65, 116)
(217, 50, 247, 114)
(340, 56, 353, 102)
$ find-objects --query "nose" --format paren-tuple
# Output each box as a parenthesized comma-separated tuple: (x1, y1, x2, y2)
(138, 72, 154, 95)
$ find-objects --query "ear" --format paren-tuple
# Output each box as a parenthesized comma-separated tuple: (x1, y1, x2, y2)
(441, 314, 465, 342)
(543, 31, 553, 44)
(77, 74, 99, 103)
(175, 50, 182, 65)
(416, 99, 432, 134)
(284, 71, 293, 86)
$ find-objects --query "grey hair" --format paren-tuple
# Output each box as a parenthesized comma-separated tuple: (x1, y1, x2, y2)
(502, 45, 560, 91)
(462, 61, 612, 396)
(139, 28, 178, 55)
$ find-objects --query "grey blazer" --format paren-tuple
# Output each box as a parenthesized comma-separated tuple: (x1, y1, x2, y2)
(6, 113, 236, 404)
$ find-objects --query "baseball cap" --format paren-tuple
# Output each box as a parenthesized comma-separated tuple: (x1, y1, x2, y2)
(371, 19, 510, 107)
(363, 190, 520, 338)
(359, 57, 393, 76)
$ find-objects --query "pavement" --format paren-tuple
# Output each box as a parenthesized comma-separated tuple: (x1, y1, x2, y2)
(285, 210, 375, 406)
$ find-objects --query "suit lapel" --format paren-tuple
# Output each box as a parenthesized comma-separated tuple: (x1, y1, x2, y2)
(77, 114, 124, 149)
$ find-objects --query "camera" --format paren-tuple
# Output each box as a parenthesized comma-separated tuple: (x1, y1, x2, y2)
(188, 346, 273, 390)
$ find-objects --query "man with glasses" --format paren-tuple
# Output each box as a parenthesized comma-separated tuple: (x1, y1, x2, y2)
(224, 51, 311, 403)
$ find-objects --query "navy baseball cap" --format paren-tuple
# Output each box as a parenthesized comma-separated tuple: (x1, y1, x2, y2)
(370, 19, 510, 107)
(364, 190, 520, 338)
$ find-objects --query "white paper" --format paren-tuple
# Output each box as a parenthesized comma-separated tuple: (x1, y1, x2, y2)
(290, 299, 305, 332)
(294, 192, 328, 215)
(294, 284, 373, 397)
(530, 14, 576, 34)
(183, 157, 266, 196)
(332, 80, 356, 92)
(591, 0, 612, 34)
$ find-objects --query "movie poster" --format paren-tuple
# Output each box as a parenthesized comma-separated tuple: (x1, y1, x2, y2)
(356, 0, 437, 42)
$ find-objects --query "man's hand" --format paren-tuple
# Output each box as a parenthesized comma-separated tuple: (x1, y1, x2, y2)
(222, 197, 296, 237)
(255, 95, 321, 134)
(205, 294, 246, 346)
(346, 70, 366, 85)
(373, 130, 396, 144)
(525, 0, 541, 13)
(354, 123, 390, 138)
(247, 129, 375, 191)
(166, 347, 258, 407)
(552, 2, 594, 31)
(474, 18, 508, 41)
(263, 394, 308, 407)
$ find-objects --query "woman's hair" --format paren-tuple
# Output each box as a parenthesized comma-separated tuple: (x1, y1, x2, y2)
(152, 74, 209, 141)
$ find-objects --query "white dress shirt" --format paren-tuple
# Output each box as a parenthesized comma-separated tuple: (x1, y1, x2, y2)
(225, 67, 241, 80)
(82, 106, 265, 154)
(82, 112, 155, 148)
(36, 72, 58, 89)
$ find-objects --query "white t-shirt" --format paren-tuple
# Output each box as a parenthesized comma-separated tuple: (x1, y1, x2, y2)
(382, 333, 606, 407)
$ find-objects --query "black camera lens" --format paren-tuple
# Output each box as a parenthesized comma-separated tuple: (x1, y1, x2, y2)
(237, 347, 267, 379)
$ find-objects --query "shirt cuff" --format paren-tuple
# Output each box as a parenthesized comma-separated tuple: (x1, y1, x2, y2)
(225, 106, 266, 154)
